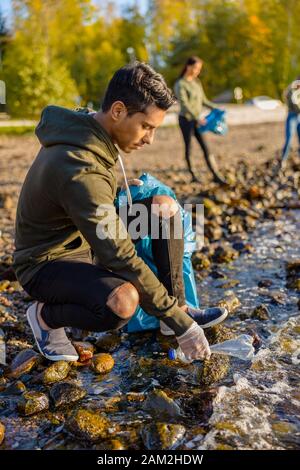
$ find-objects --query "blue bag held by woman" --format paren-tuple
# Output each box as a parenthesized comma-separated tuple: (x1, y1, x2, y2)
(198, 108, 228, 135)
(115, 173, 199, 332)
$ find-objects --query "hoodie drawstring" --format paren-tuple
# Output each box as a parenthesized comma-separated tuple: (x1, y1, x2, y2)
(118, 153, 133, 215)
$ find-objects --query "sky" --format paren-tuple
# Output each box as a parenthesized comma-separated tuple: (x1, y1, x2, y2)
(0, 0, 148, 22)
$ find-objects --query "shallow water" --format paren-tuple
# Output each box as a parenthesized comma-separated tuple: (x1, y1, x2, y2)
(1, 211, 300, 450)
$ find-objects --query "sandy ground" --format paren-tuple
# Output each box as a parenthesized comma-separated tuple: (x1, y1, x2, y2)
(0, 121, 292, 208)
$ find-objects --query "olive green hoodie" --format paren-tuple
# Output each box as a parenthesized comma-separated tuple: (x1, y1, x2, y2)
(174, 78, 216, 121)
(13, 105, 193, 336)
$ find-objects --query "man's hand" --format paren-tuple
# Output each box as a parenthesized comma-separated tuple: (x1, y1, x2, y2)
(176, 322, 211, 361)
(121, 179, 144, 190)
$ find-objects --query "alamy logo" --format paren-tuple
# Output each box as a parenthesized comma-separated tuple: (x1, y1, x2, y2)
(95, 202, 204, 250)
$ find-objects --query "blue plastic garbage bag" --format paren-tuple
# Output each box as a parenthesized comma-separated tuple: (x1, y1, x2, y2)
(198, 108, 228, 135)
(115, 173, 199, 333)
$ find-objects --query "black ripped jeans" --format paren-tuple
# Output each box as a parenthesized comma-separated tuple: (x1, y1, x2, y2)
(23, 197, 186, 332)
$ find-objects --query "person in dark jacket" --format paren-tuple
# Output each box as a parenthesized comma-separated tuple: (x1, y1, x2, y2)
(174, 56, 226, 184)
(14, 62, 227, 363)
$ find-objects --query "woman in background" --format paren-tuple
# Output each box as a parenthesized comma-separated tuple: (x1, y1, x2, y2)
(174, 56, 226, 184)
(281, 77, 300, 168)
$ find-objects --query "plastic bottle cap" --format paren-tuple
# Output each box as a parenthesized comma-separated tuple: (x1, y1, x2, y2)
(168, 349, 176, 360)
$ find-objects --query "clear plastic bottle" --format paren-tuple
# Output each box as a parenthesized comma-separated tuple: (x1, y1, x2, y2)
(168, 347, 193, 364)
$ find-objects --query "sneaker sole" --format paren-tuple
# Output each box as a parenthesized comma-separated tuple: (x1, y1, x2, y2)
(160, 328, 175, 336)
(26, 304, 79, 362)
(201, 309, 228, 329)
(160, 308, 228, 335)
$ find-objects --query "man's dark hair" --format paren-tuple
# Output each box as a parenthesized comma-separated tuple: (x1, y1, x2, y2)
(102, 61, 176, 115)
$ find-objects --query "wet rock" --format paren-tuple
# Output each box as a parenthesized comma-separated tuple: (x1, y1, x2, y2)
(39, 361, 71, 384)
(73, 341, 94, 362)
(213, 245, 239, 264)
(227, 214, 244, 235)
(246, 185, 264, 200)
(286, 261, 300, 290)
(0, 280, 10, 292)
(18, 391, 49, 416)
(199, 325, 235, 386)
(0, 328, 5, 366)
(210, 270, 227, 279)
(91, 353, 114, 374)
(49, 381, 87, 408)
(141, 422, 186, 450)
(66, 408, 109, 441)
(287, 279, 300, 291)
(267, 291, 286, 305)
(203, 198, 222, 218)
(2, 380, 26, 395)
(204, 221, 223, 241)
(217, 279, 240, 289)
(205, 324, 235, 344)
(286, 260, 300, 277)
(0, 421, 5, 445)
(232, 241, 254, 253)
(6, 349, 41, 379)
(251, 304, 270, 321)
(258, 279, 273, 288)
(192, 252, 211, 271)
(244, 215, 257, 230)
(0, 376, 6, 391)
(217, 293, 241, 314)
(181, 389, 217, 422)
(95, 333, 121, 352)
(142, 389, 182, 418)
(109, 439, 126, 450)
(70, 328, 90, 341)
(199, 354, 230, 386)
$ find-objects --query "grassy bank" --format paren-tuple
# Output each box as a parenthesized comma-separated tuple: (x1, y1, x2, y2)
(0, 125, 35, 136)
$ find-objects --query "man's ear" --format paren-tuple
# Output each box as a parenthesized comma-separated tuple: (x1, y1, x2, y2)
(110, 101, 127, 122)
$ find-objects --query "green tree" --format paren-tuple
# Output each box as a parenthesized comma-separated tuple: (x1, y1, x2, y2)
(2, 38, 78, 117)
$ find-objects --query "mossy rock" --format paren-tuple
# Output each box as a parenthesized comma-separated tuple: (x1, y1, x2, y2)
(40, 361, 70, 384)
(217, 293, 241, 314)
(0, 421, 5, 445)
(217, 279, 240, 289)
(66, 408, 109, 442)
(205, 324, 235, 344)
(95, 333, 121, 352)
(286, 260, 300, 276)
(199, 354, 230, 387)
(141, 422, 186, 450)
(251, 304, 270, 321)
(6, 349, 41, 379)
(49, 381, 87, 408)
(287, 278, 300, 291)
(213, 246, 239, 264)
(192, 252, 211, 271)
(91, 353, 114, 374)
(204, 221, 223, 241)
(108, 438, 126, 450)
(142, 389, 182, 418)
(203, 198, 222, 218)
(0, 280, 10, 292)
(18, 391, 49, 416)
(2, 380, 26, 396)
(199, 325, 234, 386)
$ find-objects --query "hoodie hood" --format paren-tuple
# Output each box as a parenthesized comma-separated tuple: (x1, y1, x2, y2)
(35, 105, 119, 168)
